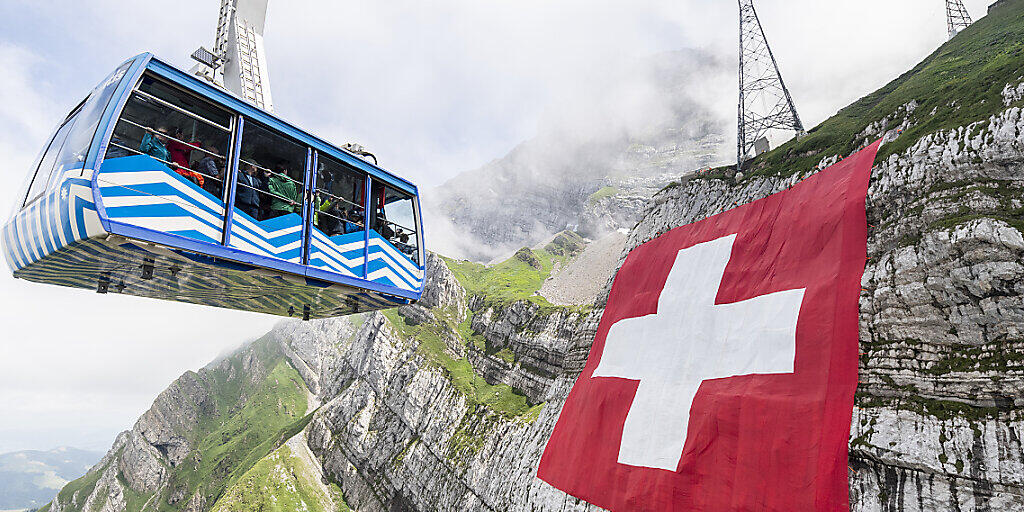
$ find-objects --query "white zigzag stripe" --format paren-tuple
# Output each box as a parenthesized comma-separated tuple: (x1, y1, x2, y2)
(229, 235, 301, 263)
(102, 194, 227, 215)
(39, 195, 53, 255)
(309, 248, 360, 272)
(112, 216, 224, 241)
(8, 198, 35, 268)
(367, 267, 416, 291)
(34, 199, 48, 258)
(98, 186, 226, 221)
(3, 227, 17, 270)
(232, 215, 304, 237)
(44, 192, 58, 250)
(309, 232, 364, 266)
(16, 204, 36, 263)
(99, 170, 225, 213)
(2, 220, 21, 270)
(232, 227, 303, 254)
(368, 251, 421, 287)
(71, 183, 104, 241)
(307, 255, 359, 277)
(369, 236, 421, 276)
(100, 179, 305, 255)
(311, 230, 365, 253)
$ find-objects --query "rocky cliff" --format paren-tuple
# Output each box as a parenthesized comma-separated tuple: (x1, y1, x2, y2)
(46, 2, 1024, 511)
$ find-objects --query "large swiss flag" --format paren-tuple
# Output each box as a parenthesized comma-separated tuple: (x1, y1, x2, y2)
(538, 140, 881, 511)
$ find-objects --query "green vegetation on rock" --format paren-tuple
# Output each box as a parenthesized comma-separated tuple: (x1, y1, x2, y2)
(161, 353, 310, 511)
(50, 337, 314, 512)
(587, 186, 620, 206)
(211, 442, 350, 512)
(544, 231, 586, 257)
(382, 309, 533, 417)
(442, 248, 567, 307)
(711, 0, 1024, 181)
(54, 460, 106, 510)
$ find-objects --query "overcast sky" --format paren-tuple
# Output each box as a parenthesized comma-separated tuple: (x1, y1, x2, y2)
(0, 0, 996, 454)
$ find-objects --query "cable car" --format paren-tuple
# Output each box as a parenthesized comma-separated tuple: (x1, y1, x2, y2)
(1, 54, 424, 319)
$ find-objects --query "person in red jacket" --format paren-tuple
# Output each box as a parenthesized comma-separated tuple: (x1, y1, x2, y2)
(166, 128, 204, 187)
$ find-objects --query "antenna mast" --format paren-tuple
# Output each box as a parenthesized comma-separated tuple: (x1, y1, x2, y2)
(737, 0, 804, 172)
(946, 0, 973, 39)
(191, 0, 274, 112)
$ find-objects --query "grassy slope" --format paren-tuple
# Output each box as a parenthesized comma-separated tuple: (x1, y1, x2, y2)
(210, 443, 350, 512)
(50, 337, 311, 512)
(382, 308, 536, 417)
(381, 234, 590, 417)
(441, 231, 587, 308)
(588, 186, 621, 206)
(442, 250, 563, 307)
(159, 355, 309, 512)
(710, 0, 1024, 181)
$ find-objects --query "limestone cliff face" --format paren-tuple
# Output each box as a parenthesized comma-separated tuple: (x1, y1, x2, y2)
(633, 105, 1024, 511)
(286, 254, 603, 511)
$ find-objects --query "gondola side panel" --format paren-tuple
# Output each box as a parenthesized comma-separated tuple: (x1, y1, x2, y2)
(366, 230, 424, 293)
(2, 169, 106, 276)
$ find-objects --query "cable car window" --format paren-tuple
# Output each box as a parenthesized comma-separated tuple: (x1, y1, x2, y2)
(370, 182, 420, 265)
(51, 60, 133, 179)
(104, 75, 234, 201)
(137, 75, 232, 129)
(312, 154, 365, 237)
(23, 103, 84, 207)
(11, 136, 53, 216)
(235, 121, 307, 222)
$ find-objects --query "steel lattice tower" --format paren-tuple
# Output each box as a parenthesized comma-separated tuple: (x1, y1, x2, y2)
(737, 0, 804, 172)
(190, 0, 274, 112)
(946, 0, 973, 39)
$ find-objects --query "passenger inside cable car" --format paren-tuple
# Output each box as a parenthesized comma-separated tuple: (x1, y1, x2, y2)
(3, 54, 424, 319)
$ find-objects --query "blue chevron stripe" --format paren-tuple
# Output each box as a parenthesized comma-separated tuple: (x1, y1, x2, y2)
(6, 163, 423, 301)
(308, 229, 365, 277)
(39, 196, 56, 256)
(99, 156, 226, 244)
(366, 231, 423, 292)
(2, 170, 105, 274)
(228, 210, 304, 263)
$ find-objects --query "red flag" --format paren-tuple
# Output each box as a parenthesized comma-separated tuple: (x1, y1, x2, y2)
(538, 140, 881, 511)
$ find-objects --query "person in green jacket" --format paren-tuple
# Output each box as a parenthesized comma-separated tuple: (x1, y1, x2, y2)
(267, 163, 300, 218)
(139, 127, 171, 164)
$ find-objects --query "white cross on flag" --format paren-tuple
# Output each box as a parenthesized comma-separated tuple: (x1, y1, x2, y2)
(538, 140, 881, 511)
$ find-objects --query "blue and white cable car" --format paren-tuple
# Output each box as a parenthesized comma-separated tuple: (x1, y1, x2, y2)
(2, 54, 424, 319)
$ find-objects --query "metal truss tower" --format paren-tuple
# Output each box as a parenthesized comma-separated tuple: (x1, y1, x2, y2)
(191, 0, 274, 112)
(946, 0, 973, 39)
(737, 0, 804, 171)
